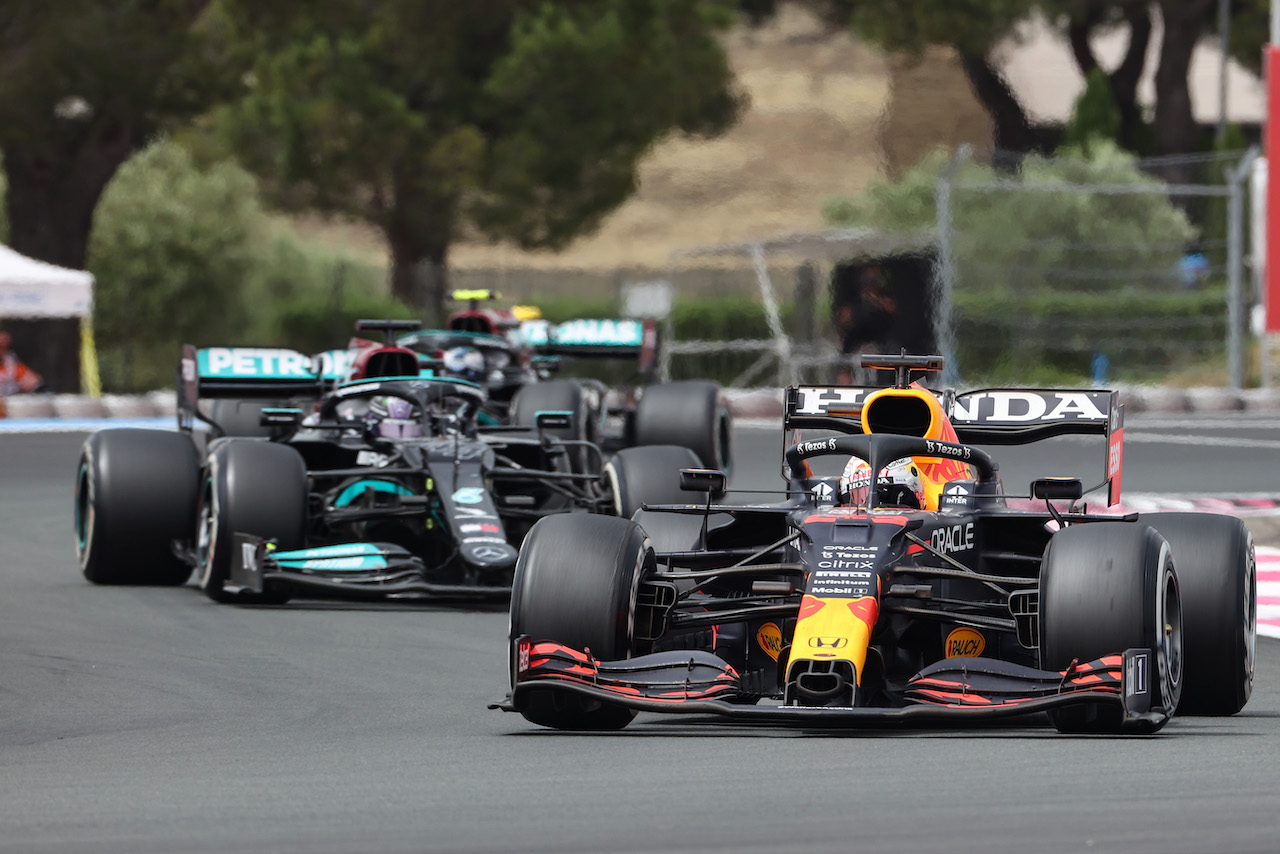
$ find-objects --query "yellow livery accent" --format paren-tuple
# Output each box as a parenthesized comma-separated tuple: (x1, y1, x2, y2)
(788, 595, 878, 684)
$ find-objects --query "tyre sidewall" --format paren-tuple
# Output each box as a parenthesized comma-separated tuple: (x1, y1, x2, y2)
(1139, 512, 1255, 715)
(197, 441, 307, 604)
(1041, 523, 1182, 724)
(76, 429, 199, 585)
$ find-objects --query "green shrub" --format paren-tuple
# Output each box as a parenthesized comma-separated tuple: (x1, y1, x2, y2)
(86, 140, 396, 391)
(89, 141, 264, 392)
(824, 142, 1196, 298)
(953, 287, 1227, 384)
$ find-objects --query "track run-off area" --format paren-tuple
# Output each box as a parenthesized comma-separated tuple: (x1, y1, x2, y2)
(2, 411, 1279, 853)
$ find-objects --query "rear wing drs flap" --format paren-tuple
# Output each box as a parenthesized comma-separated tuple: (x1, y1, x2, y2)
(517, 318, 659, 373)
(785, 385, 1125, 506)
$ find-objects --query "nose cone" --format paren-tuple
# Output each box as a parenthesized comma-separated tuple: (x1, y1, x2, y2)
(462, 541, 518, 573)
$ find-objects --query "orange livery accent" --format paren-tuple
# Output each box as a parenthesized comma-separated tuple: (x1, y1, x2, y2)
(756, 622, 783, 661)
(945, 627, 986, 658)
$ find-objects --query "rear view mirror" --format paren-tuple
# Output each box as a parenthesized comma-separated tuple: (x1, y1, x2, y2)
(535, 410, 573, 431)
(1031, 477, 1083, 501)
(259, 407, 303, 427)
(680, 468, 727, 494)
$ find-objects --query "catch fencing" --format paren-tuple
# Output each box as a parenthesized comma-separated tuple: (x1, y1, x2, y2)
(658, 147, 1260, 390)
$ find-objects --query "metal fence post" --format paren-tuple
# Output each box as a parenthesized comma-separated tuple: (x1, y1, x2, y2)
(933, 144, 970, 387)
(1228, 148, 1260, 389)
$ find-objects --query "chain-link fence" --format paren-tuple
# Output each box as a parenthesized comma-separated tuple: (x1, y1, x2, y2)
(658, 146, 1258, 390)
(937, 147, 1256, 388)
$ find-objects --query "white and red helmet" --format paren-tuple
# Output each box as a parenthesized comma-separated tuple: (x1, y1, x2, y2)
(839, 456, 925, 509)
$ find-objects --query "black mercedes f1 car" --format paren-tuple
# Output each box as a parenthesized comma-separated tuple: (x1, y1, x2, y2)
(494, 353, 1255, 733)
(73, 321, 708, 604)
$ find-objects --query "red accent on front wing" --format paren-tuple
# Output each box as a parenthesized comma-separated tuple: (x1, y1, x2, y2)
(847, 598, 879, 625)
(798, 596, 827, 619)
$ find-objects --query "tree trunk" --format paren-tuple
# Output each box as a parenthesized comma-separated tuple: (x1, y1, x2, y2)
(2, 122, 139, 392)
(1109, 5, 1153, 153)
(384, 181, 458, 328)
(387, 217, 451, 329)
(1152, 0, 1215, 181)
(959, 52, 1050, 165)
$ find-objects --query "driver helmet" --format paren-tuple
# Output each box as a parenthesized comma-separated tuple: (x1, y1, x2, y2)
(839, 456, 925, 509)
(368, 395, 421, 439)
(442, 346, 486, 382)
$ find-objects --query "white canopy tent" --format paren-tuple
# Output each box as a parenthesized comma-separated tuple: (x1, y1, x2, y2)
(0, 244, 94, 316)
(0, 244, 99, 394)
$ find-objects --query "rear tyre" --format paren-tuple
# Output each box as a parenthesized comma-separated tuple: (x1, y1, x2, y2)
(509, 514, 653, 730)
(76, 429, 199, 585)
(1138, 512, 1255, 715)
(510, 380, 596, 474)
(604, 444, 701, 519)
(196, 440, 307, 604)
(1040, 522, 1183, 733)
(634, 380, 731, 473)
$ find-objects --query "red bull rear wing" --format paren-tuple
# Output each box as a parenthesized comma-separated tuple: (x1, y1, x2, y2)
(785, 385, 1124, 506)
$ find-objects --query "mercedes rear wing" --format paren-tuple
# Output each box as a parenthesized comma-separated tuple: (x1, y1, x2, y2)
(177, 344, 352, 429)
(784, 385, 1125, 506)
(516, 317, 659, 372)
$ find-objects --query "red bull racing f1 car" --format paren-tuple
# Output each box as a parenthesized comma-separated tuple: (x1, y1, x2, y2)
(494, 353, 1256, 733)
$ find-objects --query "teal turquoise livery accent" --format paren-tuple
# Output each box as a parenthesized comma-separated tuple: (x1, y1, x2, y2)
(335, 479, 415, 507)
(518, 318, 644, 348)
(272, 542, 390, 571)
(273, 543, 386, 559)
(198, 347, 317, 379)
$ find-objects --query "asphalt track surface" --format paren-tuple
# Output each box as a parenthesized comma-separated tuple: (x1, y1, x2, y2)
(2, 419, 1279, 854)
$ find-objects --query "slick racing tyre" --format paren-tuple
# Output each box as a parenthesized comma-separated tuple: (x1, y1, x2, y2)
(196, 440, 306, 604)
(1138, 513, 1255, 715)
(633, 380, 731, 473)
(510, 380, 598, 475)
(1040, 522, 1183, 733)
(76, 429, 200, 586)
(509, 514, 654, 730)
(604, 444, 702, 519)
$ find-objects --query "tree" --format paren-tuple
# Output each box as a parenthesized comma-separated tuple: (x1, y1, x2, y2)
(820, 0, 1052, 157)
(0, 0, 244, 390)
(791, 1, 1261, 168)
(1052, 1, 1151, 153)
(218, 0, 744, 324)
(1063, 66, 1122, 155)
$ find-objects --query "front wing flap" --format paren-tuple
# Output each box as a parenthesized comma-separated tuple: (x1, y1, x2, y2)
(493, 639, 1167, 732)
(229, 535, 510, 600)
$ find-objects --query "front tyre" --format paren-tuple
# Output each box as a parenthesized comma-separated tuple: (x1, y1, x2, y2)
(509, 514, 654, 730)
(76, 429, 199, 585)
(1138, 513, 1255, 715)
(1040, 522, 1183, 733)
(196, 440, 307, 604)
